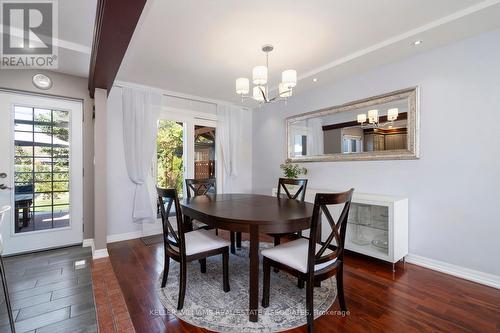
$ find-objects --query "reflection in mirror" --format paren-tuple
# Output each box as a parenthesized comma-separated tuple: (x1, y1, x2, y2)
(287, 87, 419, 161)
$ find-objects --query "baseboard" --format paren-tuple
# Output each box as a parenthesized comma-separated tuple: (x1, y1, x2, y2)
(107, 227, 163, 244)
(83, 238, 109, 259)
(406, 254, 500, 289)
(93, 248, 109, 259)
(141, 225, 163, 237)
(106, 230, 143, 243)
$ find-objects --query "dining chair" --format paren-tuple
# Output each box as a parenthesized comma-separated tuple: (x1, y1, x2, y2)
(270, 178, 308, 245)
(261, 189, 354, 333)
(0, 206, 16, 333)
(157, 187, 230, 310)
(185, 178, 239, 254)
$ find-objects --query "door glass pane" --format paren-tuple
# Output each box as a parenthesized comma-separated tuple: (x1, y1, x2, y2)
(156, 120, 184, 197)
(194, 125, 216, 180)
(13, 106, 71, 233)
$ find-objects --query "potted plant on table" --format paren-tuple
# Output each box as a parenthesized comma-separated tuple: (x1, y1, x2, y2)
(280, 159, 308, 179)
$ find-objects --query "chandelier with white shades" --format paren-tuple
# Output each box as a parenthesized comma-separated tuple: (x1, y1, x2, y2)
(235, 45, 297, 104)
(357, 108, 399, 128)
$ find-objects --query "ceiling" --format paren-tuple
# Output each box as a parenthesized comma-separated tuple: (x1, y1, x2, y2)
(49, 0, 97, 77)
(116, 0, 500, 104)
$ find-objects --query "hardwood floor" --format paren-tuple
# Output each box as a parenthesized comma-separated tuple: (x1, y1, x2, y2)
(107, 233, 500, 333)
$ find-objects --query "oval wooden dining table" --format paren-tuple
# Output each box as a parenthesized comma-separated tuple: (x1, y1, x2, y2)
(181, 193, 315, 322)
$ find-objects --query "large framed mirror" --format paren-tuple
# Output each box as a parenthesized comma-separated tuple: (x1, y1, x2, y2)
(286, 87, 420, 162)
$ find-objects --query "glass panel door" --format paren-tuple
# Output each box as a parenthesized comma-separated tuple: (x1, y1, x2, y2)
(156, 120, 185, 197)
(194, 125, 216, 180)
(0, 92, 83, 255)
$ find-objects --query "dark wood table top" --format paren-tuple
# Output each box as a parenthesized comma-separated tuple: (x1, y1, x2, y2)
(181, 193, 314, 228)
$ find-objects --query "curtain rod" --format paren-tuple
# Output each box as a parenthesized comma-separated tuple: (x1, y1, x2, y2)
(113, 84, 218, 107)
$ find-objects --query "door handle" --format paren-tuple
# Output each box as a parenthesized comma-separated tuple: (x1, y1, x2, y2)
(0, 173, 6, 178)
(0, 184, 12, 190)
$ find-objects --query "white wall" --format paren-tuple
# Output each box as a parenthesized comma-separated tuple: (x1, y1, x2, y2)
(106, 86, 253, 238)
(252, 28, 500, 276)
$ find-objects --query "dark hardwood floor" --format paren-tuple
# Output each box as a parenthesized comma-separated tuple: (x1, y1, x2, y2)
(107, 232, 500, 333)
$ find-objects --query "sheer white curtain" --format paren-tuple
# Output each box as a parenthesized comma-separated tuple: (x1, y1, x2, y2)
(216, 104, 243, 193)
(307, 118, 324, 156)
(122, 87, 162, 223)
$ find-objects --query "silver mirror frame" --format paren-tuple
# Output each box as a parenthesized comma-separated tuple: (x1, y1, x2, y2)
(286, 87, 420, 162)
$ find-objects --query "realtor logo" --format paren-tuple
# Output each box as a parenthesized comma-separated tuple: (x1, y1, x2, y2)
(1, 0, 58, 68)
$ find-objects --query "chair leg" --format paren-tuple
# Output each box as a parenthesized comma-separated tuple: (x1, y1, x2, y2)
(236, 232, 242, 249)
(0, 256, 16, 333)
(215, 228, 219, 236)
(161, 254, 170, 288)
(336, 267, 347, 311)
(177, 260, 187, 310)
(261, 257, 271, 308)
(222, 249, 230, 292)
(306, 276, 315, 333)
(298, 277, 305, 289)
(199, 258, 207, 273)
(273, 236, 280, 273)
(230, 232, 236, 254)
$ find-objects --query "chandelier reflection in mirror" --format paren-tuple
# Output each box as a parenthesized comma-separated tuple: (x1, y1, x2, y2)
(235, 45, 297, 105)
(357, 108, 399, 128)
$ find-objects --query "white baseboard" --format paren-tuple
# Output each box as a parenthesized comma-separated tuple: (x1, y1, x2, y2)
(406, 254, 500, 289)
(107, 227, 163, 244)
(83, 238, 109, 260)
(93, 248, 109, 259)
(107, 230, 143, 243)
(141, 225, 163, 237)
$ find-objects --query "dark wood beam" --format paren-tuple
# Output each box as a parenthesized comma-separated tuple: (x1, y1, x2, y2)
(322, 112, 408, 131)
(88, 0, 147, 98)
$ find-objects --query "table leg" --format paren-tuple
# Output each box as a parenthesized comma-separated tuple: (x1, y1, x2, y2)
(249, 225, 259, 322)
(183, 215, 193, 232)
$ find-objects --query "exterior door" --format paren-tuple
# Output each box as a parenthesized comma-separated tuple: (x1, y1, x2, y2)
(0, 91, 83, 254)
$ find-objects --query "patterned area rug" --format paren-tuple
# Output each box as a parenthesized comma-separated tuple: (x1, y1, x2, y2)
(156, 241, 337, 332)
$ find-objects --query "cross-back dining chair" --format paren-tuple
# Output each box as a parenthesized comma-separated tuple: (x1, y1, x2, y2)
(270, 178, 308, 245)
(261, 189, 354, 333)
(157, 187, 230, 310)
(185, 178, 240, 254)
(0, 206, 16, 333)
(185, 178, 216, 198)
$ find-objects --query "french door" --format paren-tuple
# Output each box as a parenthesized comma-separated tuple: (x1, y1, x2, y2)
(143, 110, 216, 236)
(0, 91, 83, 255)
(155, 113, 217, 197)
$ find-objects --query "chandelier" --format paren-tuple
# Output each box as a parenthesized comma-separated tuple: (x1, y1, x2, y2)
(235, 45, 297, 104)
(357, 108, 399, 128)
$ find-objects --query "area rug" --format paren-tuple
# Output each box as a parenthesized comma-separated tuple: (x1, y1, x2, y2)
(156, 241, 337, 332)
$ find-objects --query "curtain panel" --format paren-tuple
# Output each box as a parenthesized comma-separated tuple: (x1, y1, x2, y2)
(122, 87, 162, 223)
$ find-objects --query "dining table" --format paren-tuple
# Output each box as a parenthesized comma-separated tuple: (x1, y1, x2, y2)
(181, 193, 315, 322)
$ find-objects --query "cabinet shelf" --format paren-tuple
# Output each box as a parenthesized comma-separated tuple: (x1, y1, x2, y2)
(347, 220, 388, 231)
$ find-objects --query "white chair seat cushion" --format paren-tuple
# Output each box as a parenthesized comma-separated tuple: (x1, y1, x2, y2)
(261, 238, 337, 273)
(184, 229, 230, 256)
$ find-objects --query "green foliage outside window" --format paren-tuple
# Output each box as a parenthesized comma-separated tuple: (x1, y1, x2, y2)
(157, 121, 184, 196)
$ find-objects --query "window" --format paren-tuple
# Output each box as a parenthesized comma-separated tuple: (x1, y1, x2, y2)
(342, 136, 362, 154)
(13, 106, 70, 233)
(294, 134, 307, 156)
(194, 125, 216, 179)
